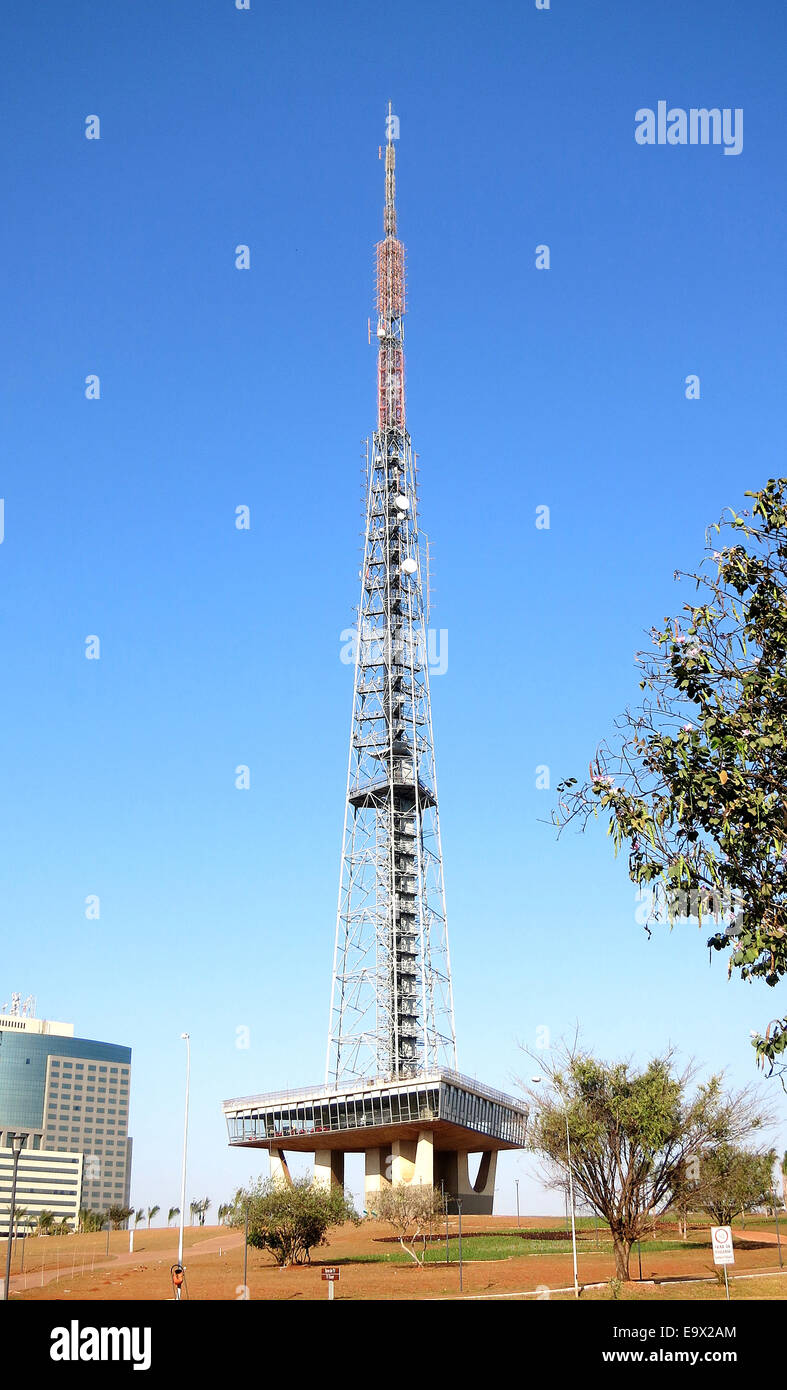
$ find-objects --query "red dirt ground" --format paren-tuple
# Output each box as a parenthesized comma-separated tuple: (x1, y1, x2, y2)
(9, 1216, 786, 1302)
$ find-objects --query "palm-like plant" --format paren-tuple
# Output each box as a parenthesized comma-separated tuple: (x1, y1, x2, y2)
(189, 1200, 199, 1225)
(146, 1204, 160, 1229)
(198, 1197, 211, 1227)
(167, 1206, 180, 1226)
(781, 1151, 787, 1209)
(36, 1210, 55, 1236)
(107, 1204, 133, 1231)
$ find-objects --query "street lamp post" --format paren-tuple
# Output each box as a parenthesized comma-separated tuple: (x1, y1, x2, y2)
(563, 1109, 580, 1300)
(243, 1201, 249, 1293)
(515, 1178, 520, 1229)
(177, 1032, 191, 1290)
(3, 1134, 25, 1301)
(532, 1077, 580, 1300)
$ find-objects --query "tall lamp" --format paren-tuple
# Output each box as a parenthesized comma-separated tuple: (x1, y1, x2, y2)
(3, 1134, 26, 1301)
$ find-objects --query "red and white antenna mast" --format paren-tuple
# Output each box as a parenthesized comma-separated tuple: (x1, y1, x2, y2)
(327, 107, 456, 1084)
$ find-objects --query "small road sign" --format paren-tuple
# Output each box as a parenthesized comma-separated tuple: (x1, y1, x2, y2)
(711, 1226, 735, 1265)
(321, 1266, 340, 1300)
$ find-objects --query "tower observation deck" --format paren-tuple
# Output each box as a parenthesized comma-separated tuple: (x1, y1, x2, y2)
(223, 109, 526, 1214)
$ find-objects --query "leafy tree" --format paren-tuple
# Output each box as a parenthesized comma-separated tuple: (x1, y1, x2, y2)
(80, 1209, 105, 1234)
(12, 1206, 29, 1235)
(146, 1205, 160, 1229)
(367, 1184, 443, 1266)
(134, 1208, 145, 1228)
(524, 1040, 771, 1280)
(167, 1206, 180, 1226)
(553, 480, 787, 1075)
(694, 1144, 776, 1226)
(107, 1204, 133, 1231)
(35, 1210, 55, 1236)
(227, 1176, 359, 1267)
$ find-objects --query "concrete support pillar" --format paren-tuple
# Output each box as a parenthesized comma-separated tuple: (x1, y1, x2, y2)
(390, 1138, 417, 1186)
(434, 1149, 498, 1215)
(314, 1149, 345, 1189)
(269, 1148, 292, 1187)
(364, 1147, 391, 1202)
(413, 1130, 434, 1186)
(471, 1150, 497, 1200)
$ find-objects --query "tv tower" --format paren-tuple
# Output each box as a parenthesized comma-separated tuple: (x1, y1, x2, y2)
(326, 105, 455, 1085)
(223, 110, 526, 1214)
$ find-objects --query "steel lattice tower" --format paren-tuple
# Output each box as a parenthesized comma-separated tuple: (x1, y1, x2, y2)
(223, 112, 527, 1212)
(326, 110, 457, 1085)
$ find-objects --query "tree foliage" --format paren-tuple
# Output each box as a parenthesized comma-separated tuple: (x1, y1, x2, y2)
(367, 1184, 444, 1266)
(693, 1144, 776, 1226)
(554, 480, 787, 1075)
(227, 1176, 359, 1267)
(106, 1204, 133, 1231)
(524, 1041, 771, 1280)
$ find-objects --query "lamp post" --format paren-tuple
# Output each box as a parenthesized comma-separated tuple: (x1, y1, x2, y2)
(177, 1032, 191, 1284)
(532, 1077, 579, 1300)
(243, 1201, 249, 1293)
(515, 1178, 520, 1229)
(3, 1134, 25, 1301)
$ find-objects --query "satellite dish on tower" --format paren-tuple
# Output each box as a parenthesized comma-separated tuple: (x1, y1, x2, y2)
(394, 495, 409, 511)
(402, 557, 417, 574)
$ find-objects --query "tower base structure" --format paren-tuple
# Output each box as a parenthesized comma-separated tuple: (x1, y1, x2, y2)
(223, 1069, 527, 1216)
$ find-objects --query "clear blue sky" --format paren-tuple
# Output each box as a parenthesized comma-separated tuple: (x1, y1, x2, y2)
(2, 0, 785, 1218)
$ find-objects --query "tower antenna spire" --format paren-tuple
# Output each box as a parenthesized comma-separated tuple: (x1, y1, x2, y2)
(222, 109, 528, 1220)
(327, 109, 455, 1083)
(384, 101, 397, 238)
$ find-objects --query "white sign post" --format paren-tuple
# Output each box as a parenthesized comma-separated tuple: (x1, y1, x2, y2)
(321, 1266, 340, 1301)
(711, 1225, 734, 1301)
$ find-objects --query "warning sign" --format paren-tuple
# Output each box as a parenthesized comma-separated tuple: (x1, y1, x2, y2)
(711, 1225, 735, 1265)
(321, 1267, 340, 1281)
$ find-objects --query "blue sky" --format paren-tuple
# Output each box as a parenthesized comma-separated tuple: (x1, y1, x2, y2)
(2, 0, 785, 1218)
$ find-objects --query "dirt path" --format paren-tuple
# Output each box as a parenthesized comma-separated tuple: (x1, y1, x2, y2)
(9, 1229, 244, 1295)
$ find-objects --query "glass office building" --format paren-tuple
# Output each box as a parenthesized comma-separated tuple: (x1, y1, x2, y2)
(0, 1012, 132, 1217)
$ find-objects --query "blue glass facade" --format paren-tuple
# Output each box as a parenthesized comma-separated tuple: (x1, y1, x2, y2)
(0, 1032, 131, 1132)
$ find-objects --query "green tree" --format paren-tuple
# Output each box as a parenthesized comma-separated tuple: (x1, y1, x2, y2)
(167, 1206, 180, 1226)
(694, 1145, 776, 1225)
(107, 1204, 133, 1231)
(134, 1208, 145, 1228)
(525, 1041, 771, 1280)
(146, 1205, 160, 1229)
(781, 1152, 787, 1210)
(35, 1210, 55, 1236)
(78, 1208, 104, 1234)
(366, 1184, 443, 1266)
(553, 479, 787, 1074)
(12, 1206, 29, 1236)
(227, 1176, 359, 1267)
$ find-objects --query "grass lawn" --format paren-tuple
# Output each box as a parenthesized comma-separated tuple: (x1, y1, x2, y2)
(364, 1234, 711, 1264)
